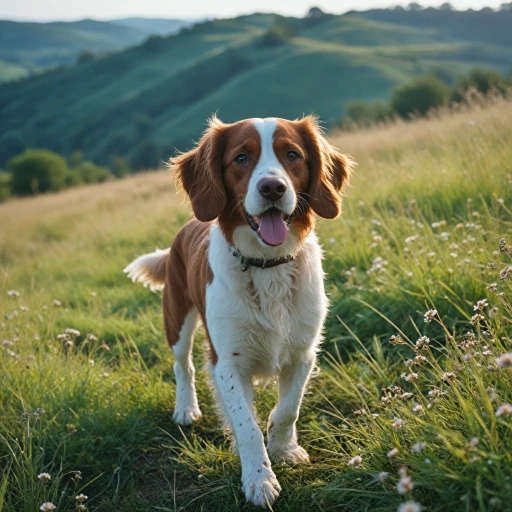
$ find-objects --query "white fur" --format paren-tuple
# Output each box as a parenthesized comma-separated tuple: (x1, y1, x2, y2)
(205, 224, 327, 507)
(172, 308, 202, 425)
(244, 118, 296, 218)
(123, 248, 168, 292)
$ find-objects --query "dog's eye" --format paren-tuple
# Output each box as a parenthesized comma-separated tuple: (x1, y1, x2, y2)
(235, 154, 248, 165)
(287, 151, 299, 161)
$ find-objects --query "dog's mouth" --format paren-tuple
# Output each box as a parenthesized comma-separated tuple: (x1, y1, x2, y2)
(244, 208, 292, 246)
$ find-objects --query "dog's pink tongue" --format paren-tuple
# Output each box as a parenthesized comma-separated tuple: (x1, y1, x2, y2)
(259, 210, 288, 246)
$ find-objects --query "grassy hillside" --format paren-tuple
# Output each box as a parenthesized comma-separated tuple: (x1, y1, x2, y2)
(0, 10, 511, 168)
(0, 98, 511, 511)
(358, 7, 512, 48)
(0, 18, 197, 82)
(0, 19, 147, 72)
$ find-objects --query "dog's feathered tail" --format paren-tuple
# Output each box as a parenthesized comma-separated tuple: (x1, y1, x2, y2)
(123, 249, 169, 292)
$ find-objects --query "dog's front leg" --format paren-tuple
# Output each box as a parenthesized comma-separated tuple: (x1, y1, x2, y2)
(267, 353, 315, 464)
(212, 360, 281, 508)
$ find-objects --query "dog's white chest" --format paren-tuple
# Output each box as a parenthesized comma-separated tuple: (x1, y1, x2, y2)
(206, 226, 328, 380)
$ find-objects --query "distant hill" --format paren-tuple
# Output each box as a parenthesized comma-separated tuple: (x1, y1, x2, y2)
(0, 17, 196, 81)
(0, 8, 511, 169)
(109, 17, 200, 36)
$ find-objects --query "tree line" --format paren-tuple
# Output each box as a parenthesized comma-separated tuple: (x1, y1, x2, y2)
(340, 68, 512, 128)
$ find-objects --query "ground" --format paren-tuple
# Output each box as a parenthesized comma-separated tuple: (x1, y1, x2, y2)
(0, 97, 511, 511)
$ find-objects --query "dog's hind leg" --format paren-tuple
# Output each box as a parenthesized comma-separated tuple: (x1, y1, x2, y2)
(163, 254, 202, 425)
(170, 307, 202, 425)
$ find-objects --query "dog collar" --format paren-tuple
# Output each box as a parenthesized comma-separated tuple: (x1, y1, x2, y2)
(231, 248, 295, 272)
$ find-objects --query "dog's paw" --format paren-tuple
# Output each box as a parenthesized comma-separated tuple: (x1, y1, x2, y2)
(172, 405, 202, 426)
(268, 443, 310, 465)
(242, 468, 281, 508)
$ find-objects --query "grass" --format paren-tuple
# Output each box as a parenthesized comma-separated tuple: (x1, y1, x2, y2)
(1, 98, 512, 511)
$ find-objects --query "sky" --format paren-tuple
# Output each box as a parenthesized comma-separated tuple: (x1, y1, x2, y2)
(0, 0, 505, 22)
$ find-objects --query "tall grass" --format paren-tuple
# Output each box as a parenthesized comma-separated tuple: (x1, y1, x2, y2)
(1, 98, 511, 511)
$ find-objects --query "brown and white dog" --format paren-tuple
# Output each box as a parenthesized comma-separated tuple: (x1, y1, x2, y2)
(124, 116, 353, 508)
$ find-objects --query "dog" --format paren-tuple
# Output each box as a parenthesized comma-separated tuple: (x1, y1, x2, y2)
(124, 115, 353, 508)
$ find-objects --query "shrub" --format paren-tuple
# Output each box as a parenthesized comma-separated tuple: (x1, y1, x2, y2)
(9, 149, 68, 196)
(111, 156, 131, 178)
(77, 50, 95, 64)
(344, 100, 393, 127)
(0, 172, 11, 202)
(72, 161, 112, 184)
(260, 21, 295, 47)
(451, 68, 510, 101)
(391, 75, 450, 117)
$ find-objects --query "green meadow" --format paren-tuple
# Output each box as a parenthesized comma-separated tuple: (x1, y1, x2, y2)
(1, 98, 512, 511)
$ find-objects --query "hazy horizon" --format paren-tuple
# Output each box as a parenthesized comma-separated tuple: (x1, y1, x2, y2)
(0, 0, 505, 22)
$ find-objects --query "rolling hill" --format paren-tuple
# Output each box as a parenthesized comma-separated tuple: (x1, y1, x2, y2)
(0, 8, 511, 169)
(0, 17, 196, 80)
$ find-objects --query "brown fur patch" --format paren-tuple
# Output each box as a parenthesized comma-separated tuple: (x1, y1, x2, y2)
(162, 218, 217, 363)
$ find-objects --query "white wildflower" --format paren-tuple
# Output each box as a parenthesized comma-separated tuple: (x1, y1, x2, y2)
(392, 418, 405, 430)
(348, 455, 362, 467)
(397, 475, 413, 494)
(496, 353, 512, 368)
(7, 290, 20, 297)
(424, 309, 437, 323)
(442, 371, 456, 383)
(378, 472, 388, 483)
(88, 359, 95, 367)
(469, 437, 479, 448)
(40, 504, 56, 512)
(412, 404, 424, 415)
(65, 328, 80, 337)
(75, 494, 88, 502)
(470, 314, 483, 325)
(398, 501, 422, 512)
(415, 336, 430, 350)
(496, 404, 512, 417)
(387, 448, 399, 458)
(411, 442, 427, 454)
(473, 299, 488, 311)
(37, 473, 51, 483)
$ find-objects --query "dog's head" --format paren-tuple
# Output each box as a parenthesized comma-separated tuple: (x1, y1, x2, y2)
(171, 116, 353, 253)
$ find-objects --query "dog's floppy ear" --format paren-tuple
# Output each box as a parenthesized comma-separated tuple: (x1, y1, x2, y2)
(298, 116, 354, 219)
(170, 116, 228, 222)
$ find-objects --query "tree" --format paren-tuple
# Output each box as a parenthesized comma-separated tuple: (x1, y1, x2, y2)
(307, 7, 325, 19)
(9, 149, 68, 195)
(0, 172, 11, 202)
(260, 21, 295, 47)
(451, 68, 509, 102)
(407, 2, 423, 11)
(73, 161, 112, 184)
(391, 75, 450, 118)
(439, 3, 455, 10)
(69, 150, 83, 168)
(77, 50, 95, 64)
(344, 100, 392, 127)
(111, 156, 131, 177)
(500, 3, 512, 11)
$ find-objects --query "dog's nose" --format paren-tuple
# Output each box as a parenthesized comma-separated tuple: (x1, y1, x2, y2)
(257, 178, 287, 201)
